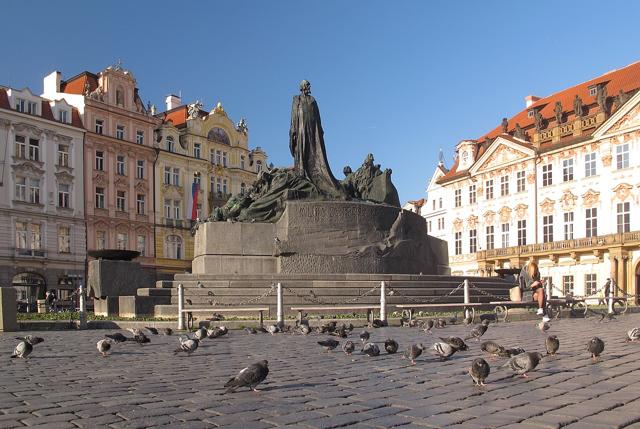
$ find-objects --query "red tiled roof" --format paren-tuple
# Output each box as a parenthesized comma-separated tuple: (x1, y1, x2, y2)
(0, 88, 84, 130)
(162, 106, 188, 126)
(407, 198, 426, 208)
(41, 100, 55, 121)
(61, 72, 98, 95)
(437, 61, 640, 184)
(0, 89, 10, 109)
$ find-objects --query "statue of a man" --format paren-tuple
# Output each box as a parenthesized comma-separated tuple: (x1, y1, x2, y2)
(573, 95, 583, 117)
(596, 84, 608, 114)
(289, 80, 344, 198)
(501, 117, 508, 133)
(554, 101, 563, 125)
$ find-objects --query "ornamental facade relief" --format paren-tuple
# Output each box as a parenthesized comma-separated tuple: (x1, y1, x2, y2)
(515, 203, 528, 219)
(499, 206, 512, 223)
(612, 183, 633, 202)
(559, 190, 577, 212)
(540, 198, 555, 215)
(582, 189, 600, 208)
(483, 210, 496, 226)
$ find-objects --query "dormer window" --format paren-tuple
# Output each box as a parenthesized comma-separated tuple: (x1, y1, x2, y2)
(27, 101, 38, 115)
(15, 98, 26, 113)
(527, 110, 535, 118)
(588, 86, 597, 97)
(166, 136, 175, 152)
(58, 110, 69, 123)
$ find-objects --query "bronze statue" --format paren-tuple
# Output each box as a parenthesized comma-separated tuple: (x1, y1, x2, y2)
(534, 109, 544, 131)
(289, 80, 344, 199)
(573, 95, 583, 117)
(514, 123, 525, 140)
(596, 84, 608, 114)
(554, 101, 563, 125)
(615, 90, 629, 109)
(501, 117, 508, 133)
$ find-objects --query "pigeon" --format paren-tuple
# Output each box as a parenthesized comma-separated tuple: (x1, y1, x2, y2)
(502, 352, 544, 377)
(423, 320, 434, 334)
(404, 343, 425, 365)
(545, 336, 560, 355)
(626, 327, 640, 342)
(128, 328, 144, 337)
(342, 340, 356, 355)
(500, 347, 526, 358)
(360, 331, 370, 344)
(465, 319, 490, 341)
(256, 327, 268, 333)
(145, 327, 159, 335)
(587, 337, 605, 362)
(384, 338, 399, 354)
(481, 341, 505, 357)
(538, 321, 550, 333)
(362, 342, 380, 357)
(439, 336, 468, 351)
(370, 319, 384, 328)
(267, 324, 279, 335)
(469, 358, 490, 386)
(299, 324, 310, 335)
(318, 338, 340, 352)
(436, 318, 447, 329)
(207, 326, 227, 339)
(224, 360, 269, 393)
(131, 331, 150, 345)
(161, 328, 173, 336)
(463, 315, 474, 325)
(244, 327, 258, 334)
(432, 342, 458, 361)
(105, 332, 128, 343)
(175, 337, 199, 356)
(193, 327, 207, 341)
(96, 339, 112, 357)
(331, 325, 348, 338)
(10, 340, 33, 359)
(15, 335, 44, 345)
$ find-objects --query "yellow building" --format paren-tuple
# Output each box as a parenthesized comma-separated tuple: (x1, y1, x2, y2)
(153, 96, 267, 276)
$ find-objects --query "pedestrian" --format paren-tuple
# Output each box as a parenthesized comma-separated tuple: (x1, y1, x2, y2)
(45, 289, 57, 312)
(519, 261, 550, 322)
(597, 279, 612, 306)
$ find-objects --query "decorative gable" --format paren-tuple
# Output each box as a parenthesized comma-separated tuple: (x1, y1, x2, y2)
(469, 136, 534, 175)
(595, 90, 640, 137)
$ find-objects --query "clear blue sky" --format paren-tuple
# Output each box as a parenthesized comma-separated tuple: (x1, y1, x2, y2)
(2, 1, 639, 202)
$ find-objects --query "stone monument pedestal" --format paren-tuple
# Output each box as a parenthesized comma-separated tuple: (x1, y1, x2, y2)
(0, 287, 18, 332)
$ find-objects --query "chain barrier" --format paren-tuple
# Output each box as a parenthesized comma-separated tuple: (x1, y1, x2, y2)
(386, 282, 465, 304)
(203, 283, 276, 307)
(466, 281, 510, 301)
(282, 285, 380, 306)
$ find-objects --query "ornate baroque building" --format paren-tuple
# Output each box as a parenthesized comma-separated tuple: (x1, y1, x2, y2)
(43, 64, 161, 274)
(0, 86, 86, 302)
(153, 97, 267, 276)
(419, 61, 640, 301)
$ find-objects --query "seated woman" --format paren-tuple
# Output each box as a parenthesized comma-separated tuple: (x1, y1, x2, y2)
(519, 261, 550, 322)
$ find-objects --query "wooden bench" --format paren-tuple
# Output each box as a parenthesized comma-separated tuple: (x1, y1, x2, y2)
(490, 298, 590, 322)
(290, 305, 380, 323)
(181, 307, 269, 329)
(395, 303, 493, 323)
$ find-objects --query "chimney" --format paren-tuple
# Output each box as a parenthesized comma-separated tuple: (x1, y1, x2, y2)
(165, 94, 181, 110)
(43, 71, 61, 95)
(525, 95, 541, 108)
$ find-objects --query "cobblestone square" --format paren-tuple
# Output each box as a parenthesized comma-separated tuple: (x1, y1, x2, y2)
(2, 314, 640, 428)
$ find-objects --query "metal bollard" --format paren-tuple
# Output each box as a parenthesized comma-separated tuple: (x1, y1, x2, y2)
(463, 279, 471, 319)
(177, 284, 184, 330)
(78, 284, 87, 330)
(608, 280, 615, 314)
(380, 281, 387, 325)
(276, 283, 284, 327)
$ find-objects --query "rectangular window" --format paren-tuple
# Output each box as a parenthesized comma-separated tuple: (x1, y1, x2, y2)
(439, 198, 443, 209)
(543, 215, 553, 243)
(564, 212, 574, 240)
(172, 168, 180, 186)
(542, 164, 553, 187)
(96, 231, 106, 250)
(136, 160, 144, 179)
(240, 155, 245, 169)
(516, 171, 526, 193)
(15, 135, 26, 158)
(95, 119, 103, 135)
(164, 166, 171, 184)
(136, 130, 144, 145)
(116, 125, 125, 140)
(173, 200, 181, 220)
(116, 155, 125, 175)
(58, 110, 68, 123)
(136, 194, 145, 215)
(15, 221, 27, 249)
(216, 150, 221, 165)
(30, 223, 41, 250)
(469, 185, 476, 204)
(222, 152, 228, 167)
(223, 179, 228, 195)
(427, 220, 432, 234)
(116, 233, 128, 250)
(617, 202, 630, 233)
(194, 143, 201, 159)
(27, 101, 38, 115)
(58, 226, 70, 253)
(28, 139, 39, 161)
(116, 190, 126, 212)
(562, 275, 574, 296)
(469, 229, 477, 253)
(166, 137, 174, 152)
(616, 143, 630, 169)
(585, 152, 597, 177)
(585, 273, 597, 296)
(95, 151, 104, 171)
(58, 184, 70, 208)
(15, 176, 27, 201)
(517, 220, 527, 246)
(454, 232, 462, 255)
(216, 178, 222, 193)
(210, 149, 215, 164)
(562, 159, 574, 182)
(438, 217, 444, 230)
(164, 199, 172, 219)
(500, 175, 509, 196)
(95, 187, 105, 209)
(501, 223, 510, 248)
(137, 234, 146, 256)
(432, 199, 436, 211)
(57, 144, 69, 167)
(585, 208, 597, 238)
(486, 226, 495, 250)
(29, 178, 40, 204)
(454, 189, 461, 208)
(485, 180, 494, 200)
(15, 98, 25, 112)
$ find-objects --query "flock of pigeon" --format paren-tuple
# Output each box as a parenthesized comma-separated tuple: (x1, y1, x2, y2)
(9, 319, 640, 391)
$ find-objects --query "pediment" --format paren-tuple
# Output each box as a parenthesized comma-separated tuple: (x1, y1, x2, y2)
(469, 136, 534, 175)
(595, 91, 640, 137)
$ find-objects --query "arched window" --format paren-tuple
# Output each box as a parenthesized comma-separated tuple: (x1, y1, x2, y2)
(240, 183, 246, 195)
(165, 235, 182, 259)
(116, 86, 124, 107)
(256, 160, 263, 173)
(207, 127, 230, 145)
(166, 136, 174, 152)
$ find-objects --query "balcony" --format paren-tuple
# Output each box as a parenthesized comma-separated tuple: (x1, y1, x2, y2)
(16, 248, 45, 258)
(164, 218, 184, 229)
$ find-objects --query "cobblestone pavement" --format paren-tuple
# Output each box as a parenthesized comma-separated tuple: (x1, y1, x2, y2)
(2, 314, 640, 429)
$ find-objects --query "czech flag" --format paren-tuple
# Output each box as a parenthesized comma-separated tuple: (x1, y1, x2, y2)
(190, 178, 200, 220)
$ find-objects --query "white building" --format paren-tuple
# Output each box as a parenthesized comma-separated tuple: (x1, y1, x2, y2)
(418, 61, 640, 302)
(0, 86, 86, 304)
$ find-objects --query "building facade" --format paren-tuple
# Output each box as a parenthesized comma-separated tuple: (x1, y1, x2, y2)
(153, 97, 267, 276)
(420, 61, 640, 301)
(43, 65, 161, 275)
(0, 86, 86, 303)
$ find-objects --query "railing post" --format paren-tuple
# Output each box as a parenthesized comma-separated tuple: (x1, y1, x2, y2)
(380, 281, 387, 325)
(608, 279, 614, 314)
(545, 279, 552, 301)
(276, 282, 284, 327)
(177, 283, 184, 330)
(78, 283, 87, 330)
(463, 279, 471, 319)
